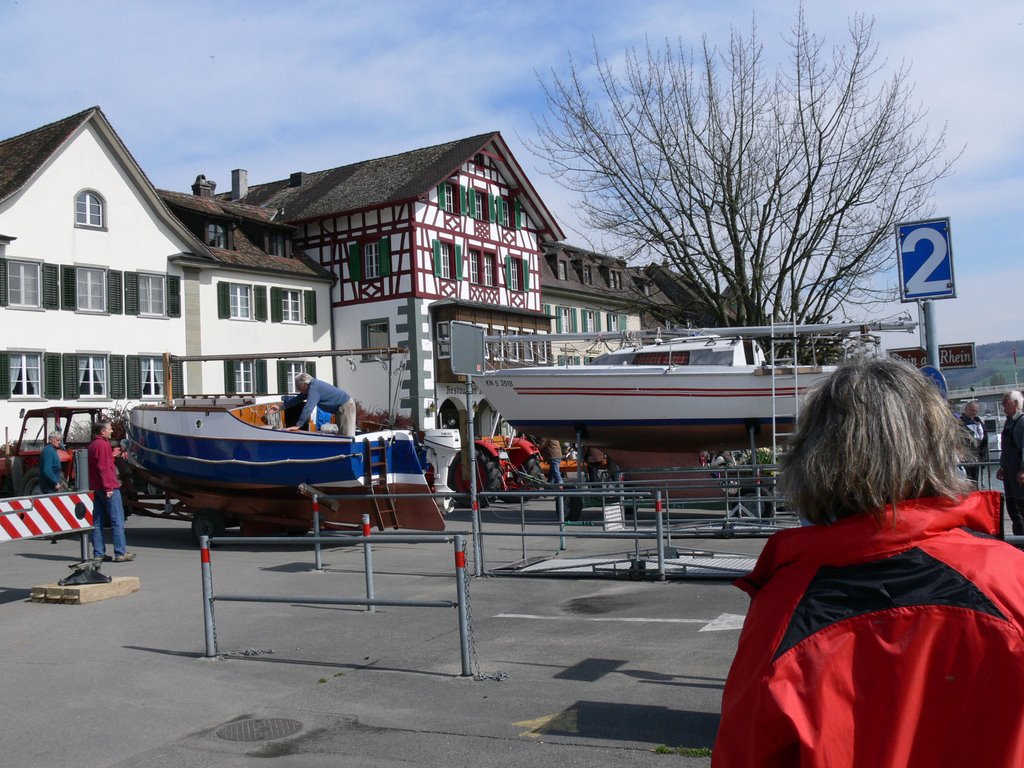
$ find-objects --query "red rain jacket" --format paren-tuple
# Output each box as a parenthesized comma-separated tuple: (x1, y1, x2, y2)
(713, 492, 1024, 767)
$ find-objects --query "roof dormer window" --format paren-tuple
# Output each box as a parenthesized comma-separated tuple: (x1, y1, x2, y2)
(557, 261, 567, 281)
(206, 222, 228, 249)
(582, 264, 593, 285)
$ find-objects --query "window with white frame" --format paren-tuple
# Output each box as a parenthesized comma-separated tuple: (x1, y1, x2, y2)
(440, 182, 456, 213)
(78, 355, 107, 397)
(282, 289, 301, 323)
(363, 319, 389, 349)
(523, 334, 535, 362)
(468, 248, 481, 284)
(500, 196, 511, 227)
(535, 338, 550, 363)
(582, 264, 593, 285)
(7, 260, 40, 307)
(363, 241, 381, 280)
(557, 261, 567, 281)
(138, 273, 166, 316)
(439, 242, 452, 280)
(283, 361, 306, 394)
(474, 190, 487, 221)
(606, 313, 620, 331)
(483, 252, 495, 286)
(234, 361, 255, 394)
(76, 267, 106, 312)
(581, 309, 596, 332)
(75, 191, 104, 228)
(230, 283, 251, 319)
(558, 306, 572, 332)
(609, 270, 623, 290)
(140, 356, 164, 398)
(9, 352, 41, 397)
(508, 257, 526, 292)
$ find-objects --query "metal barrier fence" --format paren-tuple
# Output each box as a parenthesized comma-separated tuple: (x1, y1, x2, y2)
(198, 518, 474, 676)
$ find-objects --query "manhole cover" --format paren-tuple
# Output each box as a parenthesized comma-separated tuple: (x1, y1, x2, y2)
(216, 718, 303, 742)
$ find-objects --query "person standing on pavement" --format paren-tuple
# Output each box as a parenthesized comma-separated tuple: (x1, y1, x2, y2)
(87, 420, 134, 562)
(39, 430, 67, 494)
(267, 373, 356, 436)
(998, 390, 1024, 535)
(714, 358, 1024, 767)
(959, 400, 988, 485)
(538, 437, 563, 486)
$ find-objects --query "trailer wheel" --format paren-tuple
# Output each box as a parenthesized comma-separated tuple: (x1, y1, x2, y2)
(20, 468, 41, 497)
(191, 508, 226, 544)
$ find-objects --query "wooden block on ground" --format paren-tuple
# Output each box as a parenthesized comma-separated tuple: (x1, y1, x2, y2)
(30, 576, 140, 605)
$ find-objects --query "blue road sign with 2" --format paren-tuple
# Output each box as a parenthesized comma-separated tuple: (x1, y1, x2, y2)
(896, 218, 955, 302)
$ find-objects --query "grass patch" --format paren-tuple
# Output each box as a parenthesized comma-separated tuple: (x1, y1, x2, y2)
(654, 745, 712, 757)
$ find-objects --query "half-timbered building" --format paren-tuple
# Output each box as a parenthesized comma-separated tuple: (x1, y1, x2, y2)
(232, 133, 565, 430)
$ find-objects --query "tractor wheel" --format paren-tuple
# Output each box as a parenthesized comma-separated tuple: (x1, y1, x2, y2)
(447, 452, 490, 509)
(476, 448, 504, 505)
(20, 468, 41, 497)
(522, 455, 545, 484)
(190, 508, 226, 545)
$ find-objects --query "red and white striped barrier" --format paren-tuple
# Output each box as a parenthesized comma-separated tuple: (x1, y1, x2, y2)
(0, 492, 94, 543)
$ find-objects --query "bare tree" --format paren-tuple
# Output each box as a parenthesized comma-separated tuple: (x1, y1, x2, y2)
(531, 9, 957, 327)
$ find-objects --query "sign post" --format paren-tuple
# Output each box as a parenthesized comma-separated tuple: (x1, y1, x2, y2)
(450, 321, 486, 577)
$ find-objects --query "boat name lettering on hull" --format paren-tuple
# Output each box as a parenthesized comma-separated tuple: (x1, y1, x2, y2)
(483, 379, 515, 388)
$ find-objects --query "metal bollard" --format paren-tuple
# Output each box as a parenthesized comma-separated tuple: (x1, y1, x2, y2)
(80, 530, 88, 562)
(312, 496, 323, 571)
(454, 535, 472, 677)
(362, 514, 375, 613)
(655, 491, 666, 581)
(200, 534, 218, 657)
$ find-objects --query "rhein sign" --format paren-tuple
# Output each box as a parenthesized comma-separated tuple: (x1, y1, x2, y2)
(888, 343, 976, 370)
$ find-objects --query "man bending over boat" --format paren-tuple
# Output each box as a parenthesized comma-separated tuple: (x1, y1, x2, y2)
(268, 373, 356, 436)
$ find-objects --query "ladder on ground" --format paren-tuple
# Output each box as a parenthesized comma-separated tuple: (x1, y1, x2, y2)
(362, 437, 399, 528)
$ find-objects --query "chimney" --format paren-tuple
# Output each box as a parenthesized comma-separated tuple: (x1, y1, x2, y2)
(289, 172, 306, 188)
(230, 169, 248, 201)
(191, 174, 216, 198)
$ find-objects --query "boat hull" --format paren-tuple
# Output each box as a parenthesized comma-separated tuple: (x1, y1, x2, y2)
(478, 365, 831, 453)
(127, 404, 444, 531)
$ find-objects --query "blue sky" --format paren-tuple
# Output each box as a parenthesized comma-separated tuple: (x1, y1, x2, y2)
(2, 0, 1021, 346)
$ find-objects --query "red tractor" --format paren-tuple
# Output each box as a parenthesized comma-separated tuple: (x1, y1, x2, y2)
(1, 407, 109, 497)
(448, 435, 545, 505)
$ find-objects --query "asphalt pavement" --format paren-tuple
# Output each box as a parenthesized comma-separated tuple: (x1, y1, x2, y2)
(2, 502, 766, 768)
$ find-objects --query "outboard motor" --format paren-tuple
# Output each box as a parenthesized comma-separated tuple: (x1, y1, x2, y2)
(420, 429, 461, 511)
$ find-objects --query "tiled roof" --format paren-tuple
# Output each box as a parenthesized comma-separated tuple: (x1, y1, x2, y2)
(235, 132, 499, 221)
(158, 188, 288, 226)
(540, 241, 635, 299)
(0, 107, 96, 203)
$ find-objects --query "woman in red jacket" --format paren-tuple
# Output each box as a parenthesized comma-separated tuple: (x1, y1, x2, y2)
(713, 357, 1024, 767)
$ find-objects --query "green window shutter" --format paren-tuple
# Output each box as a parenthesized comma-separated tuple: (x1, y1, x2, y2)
(166, 275, 181, 318)
(496, 197, 504, 226)
(432, 240, 442, 277)
(305, 361, 316, 376)
(44, 353, 62, 398)
(543, 304, 551, 326)
(223, 360, 236, 395)
(62, 265, 77, 310)
(488, 193, 496, 222)
(459, 185, 467, 215)
(0, 353, 9, 399)
(255, 360, 268, 395)
(467, 190, 476, 219)
(124, 272, 139, 315)
(276, 361, 289, 393)
(270, 287, 283, 323)
(303, 290, 317, 325)
(455, 245, 464, 280)
(522, 258, 530, 292)
(40, 264, 58, 309)
(380, 237, 391, 276)
(170, 360, 183, 399)
(515, 198, 522, 229)
(348, 243, 361, 281)
(109, 354, 126, 399)
(254, 285, 268, 321)
(62, 353, 79, 398)
(126, 356, 142, 399)
(0, 260, 7, 307)
(555, 306, 563, 333)
(436, 183, 445, 209)
(504, 256, 512, 287)
(619, 313, 627, 331)
(571, 308, 579, 333)
(217, 282, 230, 318)
(107, 270, 123, 314)
(594, 312, 601, 332)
